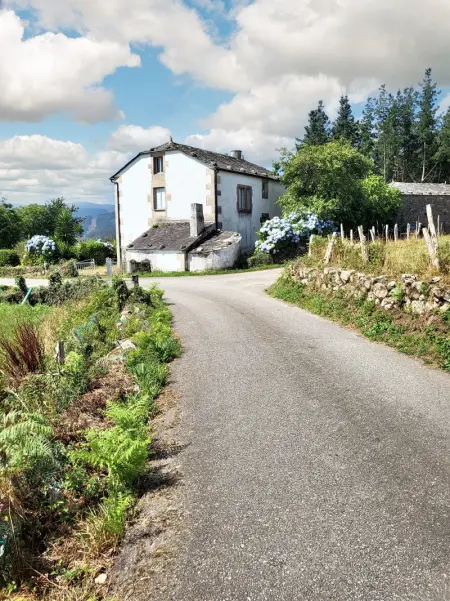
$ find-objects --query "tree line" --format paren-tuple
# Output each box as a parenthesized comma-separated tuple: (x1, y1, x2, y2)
(298, 68, 450, 184)
(0, 197, 83, 249)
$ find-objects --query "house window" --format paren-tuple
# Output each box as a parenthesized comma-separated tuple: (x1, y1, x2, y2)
(262, 179, 269, 199)
(153, 156, 164, 174)
(237, 185, 252, 214)
(153, 187, 166, 211)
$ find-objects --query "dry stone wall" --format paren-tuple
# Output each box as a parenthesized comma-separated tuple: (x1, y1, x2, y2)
(290, 264, 450, 315)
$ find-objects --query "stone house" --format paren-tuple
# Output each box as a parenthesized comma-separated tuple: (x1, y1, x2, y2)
(391, 182, 450, 232)
(110, 139, 284, 271)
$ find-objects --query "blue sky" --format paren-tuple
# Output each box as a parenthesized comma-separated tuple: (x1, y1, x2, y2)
(1, 0, 450, 206)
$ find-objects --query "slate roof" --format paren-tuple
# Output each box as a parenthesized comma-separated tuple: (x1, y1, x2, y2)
(127, 221, 215, 252)
(390, 182, 450, 196)
(110, 140, 279, 181)
(190, 231, 241, 255)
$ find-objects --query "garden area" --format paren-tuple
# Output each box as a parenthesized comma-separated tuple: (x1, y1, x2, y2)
(0, 198, 116, 278)
(0, 274, 180, 600)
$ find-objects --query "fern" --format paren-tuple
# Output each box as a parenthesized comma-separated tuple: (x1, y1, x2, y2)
(0, 410, 58, 480)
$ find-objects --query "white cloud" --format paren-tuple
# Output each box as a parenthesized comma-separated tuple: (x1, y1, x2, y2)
(108, 125, 172, 152)
(0, 9, 140, 122)
(185, 129, 293, 164)
(0, 134, 128, 204)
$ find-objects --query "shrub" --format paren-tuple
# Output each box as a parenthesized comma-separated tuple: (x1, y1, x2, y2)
(81, 493, 133, 555)
(247, 250, 274, 268)
(0, 250, 20, 267)
(76, 240, 114, 265)
(23, 235, 58, 265)
(0, 322, 45, 384)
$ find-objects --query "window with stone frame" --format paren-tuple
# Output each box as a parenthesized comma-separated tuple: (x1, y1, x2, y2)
(153, 187, 166, 211)
(153, 156, 164, 174)
(237, 185, 252, 214)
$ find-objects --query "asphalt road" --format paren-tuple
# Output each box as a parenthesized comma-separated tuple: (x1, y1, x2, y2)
(149, 270, 450, 601)
(3, 271, 450, 599)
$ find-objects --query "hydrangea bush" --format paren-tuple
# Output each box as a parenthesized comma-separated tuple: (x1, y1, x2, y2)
(255, 213, 334, 256)
(24, 235, 58, 265)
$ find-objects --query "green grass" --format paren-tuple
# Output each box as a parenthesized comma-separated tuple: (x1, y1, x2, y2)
(269, 274, 450, 371)
(0, 303, 51, 340)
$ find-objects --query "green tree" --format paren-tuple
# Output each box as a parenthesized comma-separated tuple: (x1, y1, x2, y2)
(331, 95, 359, 147)
(279, 141, 371, 228)
(0, 199, 22, 249)
(298, 100, 330, 147)
(278, 141, 400, 229)
(17, 204, 50, 238)
(55, 207, 82, 246)
(417, 68, 440, 181)
(394, 88, 420, 182)
(45, 197, 83, 237)
(435, 108, 450, 181)
(358, 97, 376, 159)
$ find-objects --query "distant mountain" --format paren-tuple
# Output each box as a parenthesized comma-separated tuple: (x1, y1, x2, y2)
(71, 203, 115, 240)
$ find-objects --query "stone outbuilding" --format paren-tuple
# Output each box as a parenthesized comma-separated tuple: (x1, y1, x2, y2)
(391, 182, 450, 232)
(126, 203, 241, 273)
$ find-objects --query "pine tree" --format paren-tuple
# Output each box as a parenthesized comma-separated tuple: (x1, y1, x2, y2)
(435, 108, 450, 181)
(331, 95, 359, 146)
(373, 85, 398, 180)
(299, 101, 330, 147)
(358, 97, 376, 159)
(394, 87, 419, 181)
(417, 68, 440, 181)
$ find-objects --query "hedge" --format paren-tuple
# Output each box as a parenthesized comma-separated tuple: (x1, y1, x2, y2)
(0, 249, 20, 267)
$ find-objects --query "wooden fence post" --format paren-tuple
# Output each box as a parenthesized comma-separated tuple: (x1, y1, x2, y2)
(369, 227, 375, 242)
(385, 225, 389, 242)
(324, 232, 337, 265)
(350, 229, 353, 243)
(407, 223, 411, 240)
(426, 204, 439, 257)
(340, 223, 345, 239)
(358, 226, 368, 263)
(423, 227, 440, 270)
(394, 224, 398, 243)
(308, 234, 314, 257)
(416, 223, 422, 239)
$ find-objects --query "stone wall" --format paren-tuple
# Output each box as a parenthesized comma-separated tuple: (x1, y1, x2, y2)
(398, 194, 450, 232)
(291, 264, 450, 315)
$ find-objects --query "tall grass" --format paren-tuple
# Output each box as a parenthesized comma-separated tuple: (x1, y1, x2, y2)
(0, 323, 46, 384)
(307, 234, 450, 279)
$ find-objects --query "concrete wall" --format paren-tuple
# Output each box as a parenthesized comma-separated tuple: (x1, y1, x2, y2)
(117, 157, 151, 258)
(164, 151, 215, 223)
(398, 195, 450, 232)
(126, 250, 185, 272)
(218, 172, 284, 253)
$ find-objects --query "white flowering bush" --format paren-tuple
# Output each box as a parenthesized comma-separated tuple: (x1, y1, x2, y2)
(24, 235, 58, 265)
(255, 213, 333, 256)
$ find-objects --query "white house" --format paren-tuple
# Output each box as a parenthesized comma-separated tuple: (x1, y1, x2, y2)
(110, 140, 285, 271)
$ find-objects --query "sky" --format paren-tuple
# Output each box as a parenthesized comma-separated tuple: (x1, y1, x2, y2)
(1, 0, 450, 206)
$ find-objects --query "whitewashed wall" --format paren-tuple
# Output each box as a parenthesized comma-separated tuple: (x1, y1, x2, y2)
(188, 238, 241, 272)
(164, 151, 214, 222)
(126, 250, 185, 272)
(118, 157, 150, 252)
(218, 172, 284, 253)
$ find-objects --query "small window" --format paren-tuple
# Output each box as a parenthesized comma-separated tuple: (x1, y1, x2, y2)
(262, 179, 269, 199)
(153, 156, 164, 174)
(153, 187, 166, 211)
(237, 185, 252, 214)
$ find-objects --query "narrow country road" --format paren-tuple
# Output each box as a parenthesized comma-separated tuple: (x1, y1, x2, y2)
(148, 269, 450, 601)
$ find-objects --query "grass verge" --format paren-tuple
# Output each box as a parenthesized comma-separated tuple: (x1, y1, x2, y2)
(269, 273, 450, 371)
(135, 264, 281, 277)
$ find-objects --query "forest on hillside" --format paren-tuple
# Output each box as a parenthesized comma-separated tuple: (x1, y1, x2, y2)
(297, 69, 450, 184)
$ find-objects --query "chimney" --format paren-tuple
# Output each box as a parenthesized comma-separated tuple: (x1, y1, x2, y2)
(231, 150, 242, 159)
(190, 203, 205, 238)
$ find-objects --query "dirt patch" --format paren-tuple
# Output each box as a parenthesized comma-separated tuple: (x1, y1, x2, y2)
(55, 364, 137, 443)
(106, 383, 185, 600)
